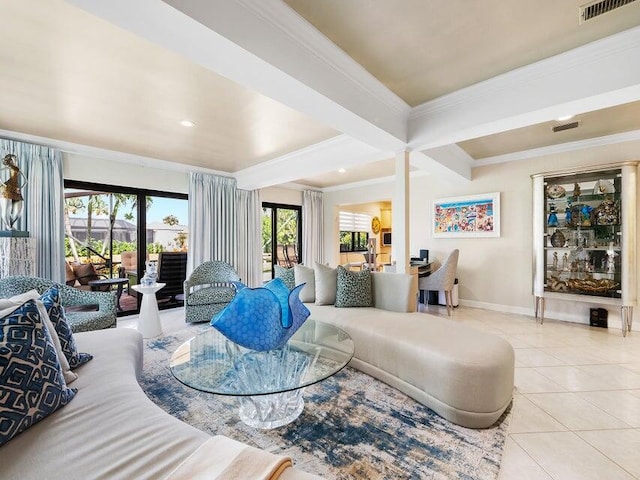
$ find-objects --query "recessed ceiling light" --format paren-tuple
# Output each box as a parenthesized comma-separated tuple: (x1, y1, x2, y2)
(556, 115, 574, 122)
(180, 120, 195, 127)
(338, 168, 347, 173)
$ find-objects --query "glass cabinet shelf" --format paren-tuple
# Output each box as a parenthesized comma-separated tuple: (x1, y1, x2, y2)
(532, 163, 638, 336)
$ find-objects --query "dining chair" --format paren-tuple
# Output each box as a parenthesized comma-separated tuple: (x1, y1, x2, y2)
(418, 249, 459, 316)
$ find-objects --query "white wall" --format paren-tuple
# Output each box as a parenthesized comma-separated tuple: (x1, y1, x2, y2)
(63, 153, 189, 194)
(324, 141, 640, 331)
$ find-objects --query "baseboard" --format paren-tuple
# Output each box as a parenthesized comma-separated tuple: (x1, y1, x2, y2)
(458, 299, 638, 333)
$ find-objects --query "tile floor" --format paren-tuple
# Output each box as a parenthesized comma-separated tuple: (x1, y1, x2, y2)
(123, 305, 640, 479)
(439, 305, 640, 480)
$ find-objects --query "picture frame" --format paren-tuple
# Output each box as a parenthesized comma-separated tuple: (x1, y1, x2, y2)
(432, 192, 501, 238)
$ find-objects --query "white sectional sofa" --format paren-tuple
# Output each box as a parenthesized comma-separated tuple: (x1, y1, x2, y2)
(305, 271, 515, 429)
(0, 327, 318, 480)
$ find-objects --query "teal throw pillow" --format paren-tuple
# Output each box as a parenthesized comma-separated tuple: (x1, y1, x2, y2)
(274, 265, 296, 290)
(0, 300, 77, 446)
(335, 265, 373, 308)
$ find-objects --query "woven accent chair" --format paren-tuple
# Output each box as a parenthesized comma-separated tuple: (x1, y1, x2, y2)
(0, 275, 117, 332)
(418, 249, 459, 316)
(183, 261, 241, 323)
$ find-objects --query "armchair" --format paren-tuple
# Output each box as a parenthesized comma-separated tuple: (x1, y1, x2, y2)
(0, 275, 117, 332)
(183, 261, 240, 323)
(418, 249, 459, 316)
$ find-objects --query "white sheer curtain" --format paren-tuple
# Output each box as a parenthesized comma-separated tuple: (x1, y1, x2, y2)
(302, 190, 323, 266)
(236, 189, 262, 287)
(187, 173, 237, 274)
(0, 139, 65, 282)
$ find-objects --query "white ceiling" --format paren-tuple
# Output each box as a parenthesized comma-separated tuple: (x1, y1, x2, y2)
(2, 0, 640, 190)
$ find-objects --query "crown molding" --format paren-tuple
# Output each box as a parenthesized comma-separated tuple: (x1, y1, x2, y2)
(474, 129, 640, 167)
(0, 128, 230, 177)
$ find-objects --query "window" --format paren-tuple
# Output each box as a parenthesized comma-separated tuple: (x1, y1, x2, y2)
(339, 211, 370, 252)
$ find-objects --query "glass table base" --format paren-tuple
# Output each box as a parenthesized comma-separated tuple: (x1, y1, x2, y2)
(238, 389, 305, 429)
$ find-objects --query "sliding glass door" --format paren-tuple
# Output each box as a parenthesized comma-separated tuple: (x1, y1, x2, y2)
(262, 203, 302, 281)
(64, 181, 187, 315)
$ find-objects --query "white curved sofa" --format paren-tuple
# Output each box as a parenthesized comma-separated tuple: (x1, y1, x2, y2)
(306, 271, 514, 429)
(0, 327, 317, 480)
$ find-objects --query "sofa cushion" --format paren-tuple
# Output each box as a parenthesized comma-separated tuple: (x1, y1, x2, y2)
(65, 262, 76, 286)
(187, 286, 235, 306)
(72, 263, 100, 285)
(274, 265, 295, 290)
(294, 265, 315, 303)
(40, 286, 93, 369)
(335, 266, 372, 308)
(313, 263, 337, 306)
(0, 299, 76, 447)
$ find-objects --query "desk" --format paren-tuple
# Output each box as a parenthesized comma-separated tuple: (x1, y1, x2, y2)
(88, 277, 129, 311)
(131, 283, 165, 338)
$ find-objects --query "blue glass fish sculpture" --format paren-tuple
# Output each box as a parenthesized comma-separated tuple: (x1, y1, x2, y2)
(210, 278, 310, 351)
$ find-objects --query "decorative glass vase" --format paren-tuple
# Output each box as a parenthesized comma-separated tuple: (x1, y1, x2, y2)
(211, 278, 310, 351)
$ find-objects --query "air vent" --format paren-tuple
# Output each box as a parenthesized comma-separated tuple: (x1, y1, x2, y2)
(580, 0, 637, 22)
(552, 121, 580, 133)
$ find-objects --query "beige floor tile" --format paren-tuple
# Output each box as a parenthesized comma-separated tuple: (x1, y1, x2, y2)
(578, 429, 640, 478)
(577, 365, 640, 390)
(512, 432, 636, 480)
(539, 347, 609, 366)
(509, 395, 567, 434)
(515, 349, 567, 367)
(621, 362, 640, 374)
(515, 368, 567, 394)
(533, 366, 621, 391)
(577, 391, 640, 427)
(498, 437, 552, 480)
(526, 393, 631, 430)
(502, 335, 537, 348)
(630, 390, 640, 399)
(508, 334, 569, 348)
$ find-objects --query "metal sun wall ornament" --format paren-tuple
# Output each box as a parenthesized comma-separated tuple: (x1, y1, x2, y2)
(0, 154, 27, 230)
(210, 278, 310, 351)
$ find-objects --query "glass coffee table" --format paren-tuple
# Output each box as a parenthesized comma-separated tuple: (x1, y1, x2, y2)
(170, 319, 354, 429)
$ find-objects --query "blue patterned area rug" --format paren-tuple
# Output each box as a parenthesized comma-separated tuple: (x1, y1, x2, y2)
(140, 325, 511, 480)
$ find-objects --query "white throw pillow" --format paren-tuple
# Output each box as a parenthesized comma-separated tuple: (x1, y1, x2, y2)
(313, 262, 337, 305)
(294, 264, 315, 303)
(0, 290, 77, 384)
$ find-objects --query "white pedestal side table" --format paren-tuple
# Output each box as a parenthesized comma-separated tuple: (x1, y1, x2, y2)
(131, 283, 166, 338)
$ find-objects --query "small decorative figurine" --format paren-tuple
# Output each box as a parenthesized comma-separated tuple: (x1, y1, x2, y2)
(572, 183, 581, 198)
(561, 252, 569, 270)
(0, 154, 27, 230)
(547, 203, 558, 227)
(552, 252, 559, 270)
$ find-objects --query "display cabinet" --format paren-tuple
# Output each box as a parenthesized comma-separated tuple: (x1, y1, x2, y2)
(532, 163, 637, 336)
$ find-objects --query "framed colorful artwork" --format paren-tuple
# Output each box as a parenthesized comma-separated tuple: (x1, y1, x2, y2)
(432, 192, 501, 238)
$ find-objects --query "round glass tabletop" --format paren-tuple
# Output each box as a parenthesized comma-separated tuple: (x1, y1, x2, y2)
(170, 319, 354, 397)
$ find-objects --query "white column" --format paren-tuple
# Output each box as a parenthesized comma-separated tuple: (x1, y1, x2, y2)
(392, 151, 410, 274)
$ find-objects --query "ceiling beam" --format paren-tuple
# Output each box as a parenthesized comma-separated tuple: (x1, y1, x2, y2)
(409, 25, 640, 152)
(234, 135, 391, 190)
(413, 145, 472, 183)
(66, 0, 409, 153)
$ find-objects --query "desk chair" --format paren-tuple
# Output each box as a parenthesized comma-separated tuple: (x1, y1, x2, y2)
(418, 249, 459, 316)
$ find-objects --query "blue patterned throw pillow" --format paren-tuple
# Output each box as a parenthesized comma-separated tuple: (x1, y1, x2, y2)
(335, 265, 373, 308)
(40, 286, 93, 369)
(0, 300, 77, 446)
(274, 265, 296, 290)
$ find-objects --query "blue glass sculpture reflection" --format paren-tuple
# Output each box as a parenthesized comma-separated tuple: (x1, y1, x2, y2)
(210, 278, 310, 351)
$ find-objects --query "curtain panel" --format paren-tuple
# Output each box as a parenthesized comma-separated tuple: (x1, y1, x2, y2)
(0, 139, 65, 282)
(235, 189, 262, 287)
(302, 190, 323, 266)
(188, 173, 237, 274)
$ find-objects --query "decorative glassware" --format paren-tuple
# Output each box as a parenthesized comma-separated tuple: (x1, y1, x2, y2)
(211, 278, 310, 351)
